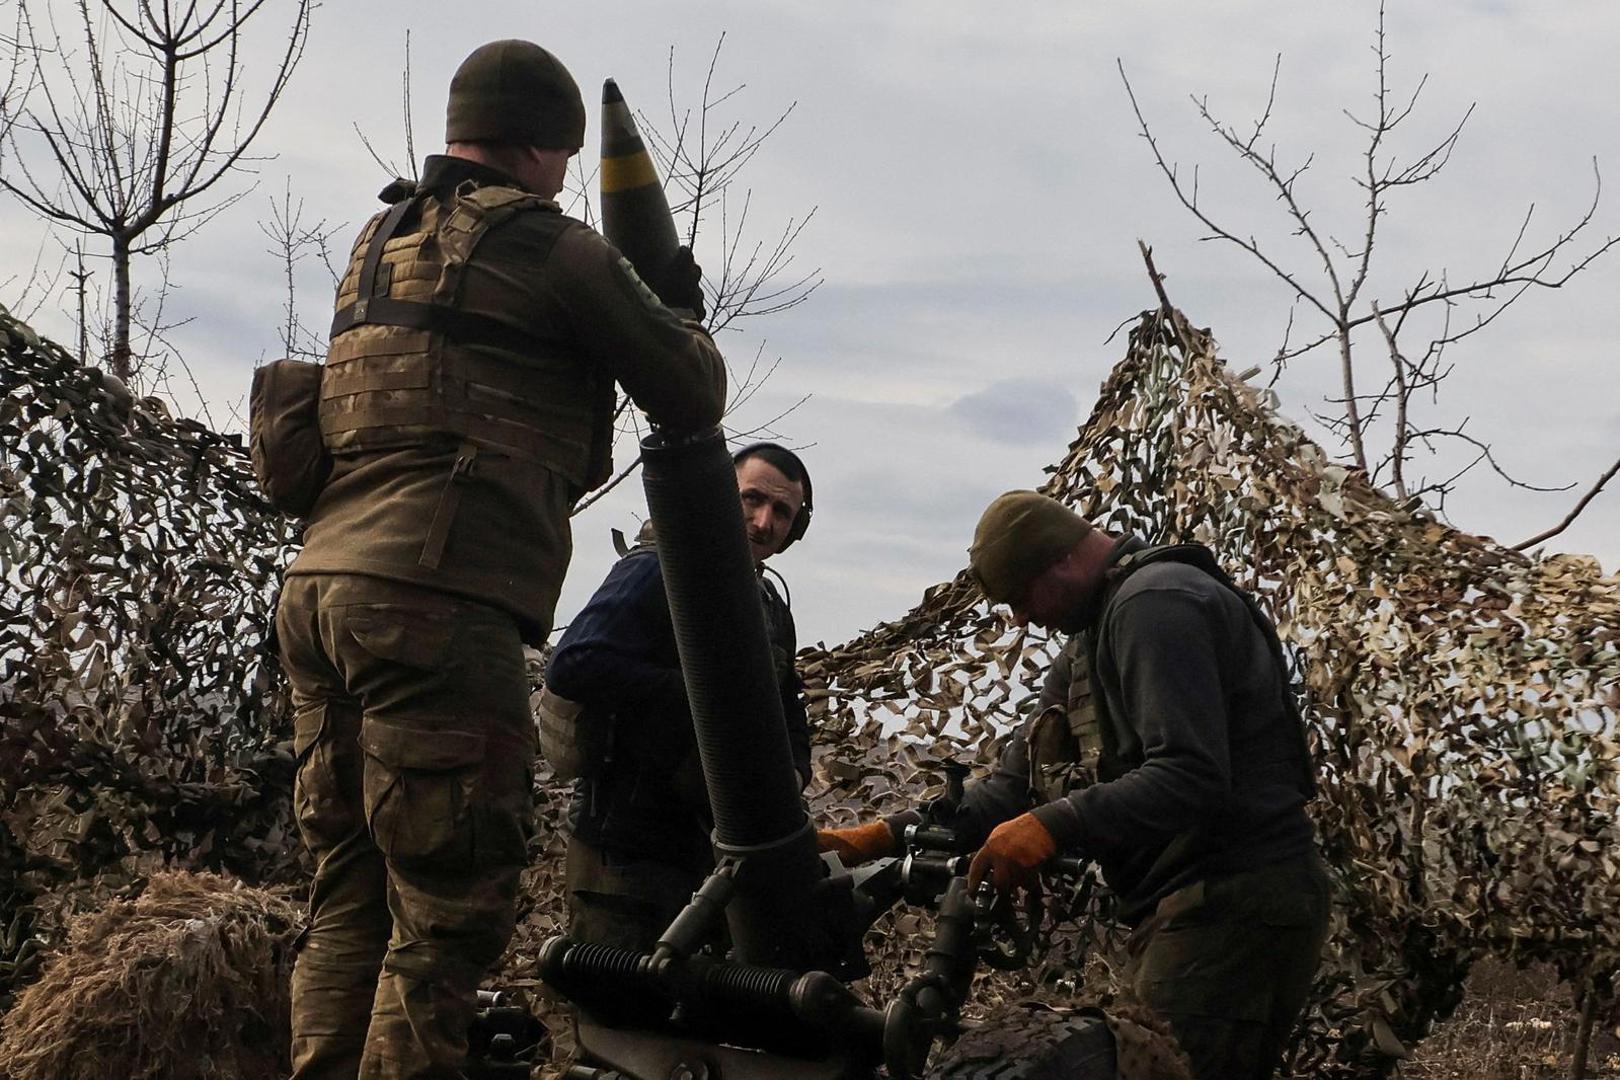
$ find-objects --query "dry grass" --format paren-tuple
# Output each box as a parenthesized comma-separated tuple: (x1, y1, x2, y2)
(1398, 959, 1620, 1080)
(0, 871, 302, 1080)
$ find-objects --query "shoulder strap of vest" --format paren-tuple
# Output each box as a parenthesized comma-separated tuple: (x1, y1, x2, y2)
(1115, 542, 1224, 580)
(327, 186, 553, 354)
(449, 182, 557, 223)
(354, 197, 416, 313)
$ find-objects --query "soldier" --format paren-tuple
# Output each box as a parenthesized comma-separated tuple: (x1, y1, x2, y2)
(820, 491, 1331, 1080)
(542, 444, 814, 952)
(273, 40, 726, 1079)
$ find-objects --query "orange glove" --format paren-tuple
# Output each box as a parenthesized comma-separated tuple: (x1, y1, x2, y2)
(817, 820, 897, 866)
(967, 812, 1058, 893)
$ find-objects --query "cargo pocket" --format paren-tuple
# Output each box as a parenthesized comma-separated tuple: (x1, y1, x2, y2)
(347, 611, 458, 671)
(292, 703, 360, 847)
(361, 717, 487, 869)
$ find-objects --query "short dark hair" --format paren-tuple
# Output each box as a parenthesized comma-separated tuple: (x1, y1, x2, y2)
(734, 443, 807, 488)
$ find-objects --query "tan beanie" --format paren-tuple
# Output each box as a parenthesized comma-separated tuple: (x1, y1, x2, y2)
(968, 490, 1092, 603)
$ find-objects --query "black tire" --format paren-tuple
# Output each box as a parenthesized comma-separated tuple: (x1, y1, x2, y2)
(926, 1002, 1116, 1080)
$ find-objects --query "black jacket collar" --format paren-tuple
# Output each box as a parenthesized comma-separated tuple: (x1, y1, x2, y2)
(418, 153, 530, 196)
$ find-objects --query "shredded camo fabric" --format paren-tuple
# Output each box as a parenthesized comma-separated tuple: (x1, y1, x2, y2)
(2, 302, 1616, 1075)
(796, 306, 1620, 1074)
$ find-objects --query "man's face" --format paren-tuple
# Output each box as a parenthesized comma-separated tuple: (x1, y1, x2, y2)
(736, 456, 805, 564)
(1007, 546, 1107, 634)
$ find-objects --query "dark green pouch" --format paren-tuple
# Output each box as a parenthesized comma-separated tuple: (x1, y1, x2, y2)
(249, 358, 332, 517)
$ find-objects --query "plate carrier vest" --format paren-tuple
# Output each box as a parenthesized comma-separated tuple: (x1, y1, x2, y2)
(321, 179, 614, 495)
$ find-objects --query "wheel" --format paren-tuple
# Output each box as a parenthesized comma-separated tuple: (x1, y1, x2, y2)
(926, 1002, 1116, 1080)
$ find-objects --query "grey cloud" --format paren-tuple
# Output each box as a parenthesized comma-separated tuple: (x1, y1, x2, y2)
(948, 377, 1078, 446)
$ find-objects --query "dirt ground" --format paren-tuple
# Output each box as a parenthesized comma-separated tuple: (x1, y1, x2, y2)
(526, 956, 1620, 1079)
(1396, 959, 1620, 1080)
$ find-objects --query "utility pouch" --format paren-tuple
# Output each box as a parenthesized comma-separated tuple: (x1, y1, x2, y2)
(1026, 703, 1090, 804)
(537, 686, 608, 781)
(249, 358, 332, 517)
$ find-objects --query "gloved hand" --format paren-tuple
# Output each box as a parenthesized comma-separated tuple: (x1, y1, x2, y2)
(967, 812, 1057, 893)
(817, 820, 897, 866)
(650, 245, 705, 321)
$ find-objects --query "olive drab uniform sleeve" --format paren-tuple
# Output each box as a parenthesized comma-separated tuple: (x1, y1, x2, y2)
(547, 224, 726, 435)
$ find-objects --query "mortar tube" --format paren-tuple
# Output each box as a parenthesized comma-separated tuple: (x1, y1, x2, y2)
(640, 428, 829, 968)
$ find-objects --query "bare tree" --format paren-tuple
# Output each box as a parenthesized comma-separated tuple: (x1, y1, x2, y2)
(640, 34, 821, 339)
(258, 177, 342, 363)
(353, 28, 419, 185)
(569, 37, 820, 515)
(0, 0, 313, 384)
(0, 4, 38, 158)
(1120, 4, 1619, 541)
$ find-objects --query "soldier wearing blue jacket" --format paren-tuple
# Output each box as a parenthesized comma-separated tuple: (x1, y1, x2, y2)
(546, 444, 814, 951)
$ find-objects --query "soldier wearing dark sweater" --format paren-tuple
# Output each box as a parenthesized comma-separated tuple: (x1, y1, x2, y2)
(820, 491, 1330, 1080)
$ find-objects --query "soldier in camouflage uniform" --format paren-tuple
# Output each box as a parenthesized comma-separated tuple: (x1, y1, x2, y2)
(820, 492, 1330, 1080)
(274, 40, 725, 1079)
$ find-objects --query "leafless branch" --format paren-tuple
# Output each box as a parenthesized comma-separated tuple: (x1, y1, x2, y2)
(1122, 0, 1618, 523)
(1513, 457, 1620, 550)
(572, 452, 645, 516)
(564, 35, 818, 515)
(259, 177, 344, 360)
(723, 393, 811, 443)
(1372, 305, 1409, 498)
(352, 31, 420, 183)
(1, 0, 312, 385)
(1119, 59, 1335, 328)
(559, 155, 600, 227)
(1403, 423, 1575, 503)
(634, 35, 821, 334)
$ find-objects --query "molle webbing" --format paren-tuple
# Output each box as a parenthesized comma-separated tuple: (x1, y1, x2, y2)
(328, 194, 546, 354)
(1062, 636, 1104, 773)
(320, 184, 610, 490)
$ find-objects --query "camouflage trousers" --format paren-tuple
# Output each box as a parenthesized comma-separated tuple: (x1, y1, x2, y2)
(1126, 853, 1332, 1080)
(277, 575, 536, 1080)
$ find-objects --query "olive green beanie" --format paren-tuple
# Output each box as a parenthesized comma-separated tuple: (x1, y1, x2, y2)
(968, 490, 1092, 603)
(446, 40, 586, 149)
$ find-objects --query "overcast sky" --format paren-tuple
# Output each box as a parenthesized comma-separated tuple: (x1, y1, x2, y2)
(3, 1, 1617, 646)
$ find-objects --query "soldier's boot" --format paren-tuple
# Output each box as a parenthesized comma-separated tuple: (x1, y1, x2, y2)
(361, 950, 485, 1079)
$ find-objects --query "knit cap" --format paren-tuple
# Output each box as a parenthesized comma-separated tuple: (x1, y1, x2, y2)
(968, 490, 1092, 603)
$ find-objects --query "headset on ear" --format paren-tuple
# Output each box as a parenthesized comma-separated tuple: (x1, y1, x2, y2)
(732, 441, 812, 550)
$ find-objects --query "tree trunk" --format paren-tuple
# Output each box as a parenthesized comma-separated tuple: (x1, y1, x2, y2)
(111, 233, 132, 382)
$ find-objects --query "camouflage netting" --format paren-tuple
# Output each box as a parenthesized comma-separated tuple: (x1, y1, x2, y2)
(795, 306, 1620, 1074)
(2, 300, 1617, 1077)
(0, 870, 302, 1080)
(0, 304, 301, 1008)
